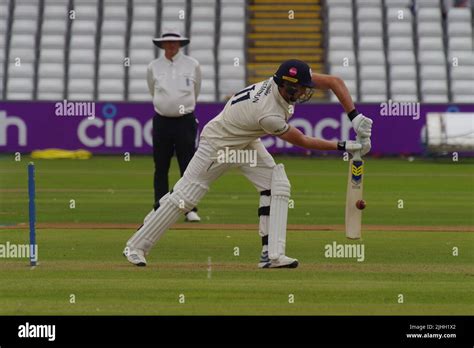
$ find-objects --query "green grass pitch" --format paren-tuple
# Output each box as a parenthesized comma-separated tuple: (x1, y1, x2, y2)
(0, 155, 473, 315)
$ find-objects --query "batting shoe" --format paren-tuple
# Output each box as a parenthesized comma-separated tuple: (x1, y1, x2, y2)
(258, 249, 269, 268)
(185, 211, 201, 222)
(260, 255, 299, 269)
(123, 247, 147, 267)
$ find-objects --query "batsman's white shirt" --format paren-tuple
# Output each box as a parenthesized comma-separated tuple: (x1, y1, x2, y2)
(201, 78, 294, 150)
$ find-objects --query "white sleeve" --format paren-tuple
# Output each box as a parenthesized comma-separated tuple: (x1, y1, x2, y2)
(194, 63, 202, 99)
(146, 63, 154, 96)
(258, 115, 290, 136)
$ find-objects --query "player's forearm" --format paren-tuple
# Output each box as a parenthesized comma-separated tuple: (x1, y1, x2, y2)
(279, 126, 337, 151)
(311, 74, 355, 113)
(329, 77, 355, 113)
(299, 136, 338, 151)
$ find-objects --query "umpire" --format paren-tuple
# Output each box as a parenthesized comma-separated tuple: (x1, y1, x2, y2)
(147, 28, 202, 222)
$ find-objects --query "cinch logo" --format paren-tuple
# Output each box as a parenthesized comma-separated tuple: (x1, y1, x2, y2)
(77, 103, 153, 148)
(0, 110, 27, 146)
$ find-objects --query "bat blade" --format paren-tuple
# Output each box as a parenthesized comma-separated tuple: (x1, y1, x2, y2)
(345, 156, 364, 239)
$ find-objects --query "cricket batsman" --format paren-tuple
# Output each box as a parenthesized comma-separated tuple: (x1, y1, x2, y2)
(124, 59, 373, 268)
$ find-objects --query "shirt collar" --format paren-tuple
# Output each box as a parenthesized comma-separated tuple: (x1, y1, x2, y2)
(270, 78, 293, 110)
(164, 50, 182, 63)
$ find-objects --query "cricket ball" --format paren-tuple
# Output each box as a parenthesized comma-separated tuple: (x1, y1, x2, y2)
(356, 200, 366, 210)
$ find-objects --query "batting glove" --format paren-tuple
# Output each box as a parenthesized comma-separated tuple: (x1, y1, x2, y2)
(359, 137, 371, 156)
(351, 113, 373, 138)
(337, 140, 362, 154)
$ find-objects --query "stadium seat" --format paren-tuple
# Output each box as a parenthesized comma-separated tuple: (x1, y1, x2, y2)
(418, 51, 445, 65)
(357, 8, 382, 21)
(39, 48, 63, 64)
(418, 37, 443, 51)
(38, 77, 64, 100)
(385, 0, 412, 7)
(357, 22, 383, 36)
(359, 65, 386, 80)
(220, 21, 244, 36)
(328, 51, 356, 66)
(6, 1, 39, 100)
(330, 65, 357, 80)
(219, 65, 244, 80)
(358, 50, 385, 65)
(420, 65, 447, 80)
(329, 37, 354, 50)
(329, 21, 353, 36)
(388, 22, 413, 36)
(416, 0, 441, 8)
(447, 7, 471, 23)
(360, 80, 387, 96)
(391, 94, 418, 102)
(98, 0, 127, 101)
(358, 37, 383, 50)
(388, 37, 413, 51)
(386, 8, 413, 22)
(451, 80, 474, 95)
(448, 37, 473, 51)
(390, 65, 416, 80)
(200, 79, 216, 100)
(221, 6, 245, 20)
(356, 0, 382, 8)
(448, 51, 474, 66)
(161, 21, 185, 34)
(7, 77, 34, 100)
(218, 1, 245, 102)
(361, 94, 386, 102)
(391, 80, 418, 95)
(448, 22, 472, 37)
(326, 0, 352, 6)
(128, 0, 158, 101)
(421, 79, 448, 96)
(219, 36, 243, 50)
(388, 51, 416, 65)
(417, 22, 443, 37)
(417, 8, 441, 22)
(450, 66, 474, 80)
(452, 94, 472, 103)
(422, 94, 448, 102)
(328, 7, 352, 21)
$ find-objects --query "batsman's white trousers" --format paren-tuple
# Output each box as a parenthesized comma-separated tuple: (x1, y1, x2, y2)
(127, 137, 277, 252)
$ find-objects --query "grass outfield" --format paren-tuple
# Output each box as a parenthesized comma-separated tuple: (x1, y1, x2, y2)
(0, 229, 472, 315)
(0, 155, 473, 315)
(1, 155, 473, 226)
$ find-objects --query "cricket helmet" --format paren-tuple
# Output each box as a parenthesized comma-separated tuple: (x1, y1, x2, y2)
(273, 59, 315, 103)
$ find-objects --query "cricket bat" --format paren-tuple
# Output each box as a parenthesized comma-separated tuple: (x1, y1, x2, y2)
(345, 147, 364, 240)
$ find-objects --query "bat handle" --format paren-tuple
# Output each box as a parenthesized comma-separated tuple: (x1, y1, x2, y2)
(353, 150, 362, 161)
(354, 134, 362, 161)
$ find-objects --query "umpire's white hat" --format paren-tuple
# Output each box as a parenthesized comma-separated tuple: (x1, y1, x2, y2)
(152, 28, 190, 48)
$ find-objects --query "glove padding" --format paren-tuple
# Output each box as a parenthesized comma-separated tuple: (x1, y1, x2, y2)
(344, 140, 363, 155)
(352, 114, 373, 138)
(359, 137, 371, 156)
